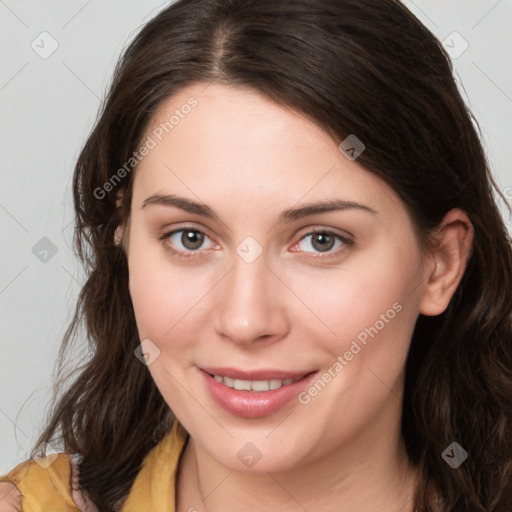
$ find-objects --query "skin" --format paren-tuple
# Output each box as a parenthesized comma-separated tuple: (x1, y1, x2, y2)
(116, 82, 473, 512)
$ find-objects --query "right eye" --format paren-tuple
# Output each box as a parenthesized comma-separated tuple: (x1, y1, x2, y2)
(159, 227, 218, 258)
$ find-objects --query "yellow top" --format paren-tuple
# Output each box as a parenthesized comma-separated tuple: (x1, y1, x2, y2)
(0, 419, 190, 511)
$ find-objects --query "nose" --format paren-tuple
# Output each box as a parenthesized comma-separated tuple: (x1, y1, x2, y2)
(214, 249, 289, 347)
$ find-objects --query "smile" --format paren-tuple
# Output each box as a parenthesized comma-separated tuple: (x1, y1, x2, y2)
(198, 367, 318, 418)
(209, 374, 303, 392)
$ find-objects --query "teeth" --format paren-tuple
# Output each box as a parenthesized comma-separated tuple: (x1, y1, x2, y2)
(270, 379, 282, 390)
(234, 379, 251, 391)
(212, 375, 302, 391)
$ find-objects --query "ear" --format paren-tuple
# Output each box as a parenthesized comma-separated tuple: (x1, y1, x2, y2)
(114, 224, 126, 245)
(114, 191, 128, 248)
(419, 208, 474, 316)
(115, 191, 124, 209)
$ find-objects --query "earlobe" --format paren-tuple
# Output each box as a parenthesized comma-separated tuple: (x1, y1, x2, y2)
(419, 209, 474, 317)
(115, 191, 124, 209)
(114, 191, 129, 249)
(114, 225, 125, 245)
(114, 220, 130, 251)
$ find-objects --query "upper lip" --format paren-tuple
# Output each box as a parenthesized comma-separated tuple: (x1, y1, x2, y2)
(200, 366, 315, 381)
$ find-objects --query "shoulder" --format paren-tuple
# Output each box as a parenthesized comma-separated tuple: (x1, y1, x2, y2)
(0, 453, 79, 511)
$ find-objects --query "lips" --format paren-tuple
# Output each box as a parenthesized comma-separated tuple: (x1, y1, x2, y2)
(198, 366, 318, 418)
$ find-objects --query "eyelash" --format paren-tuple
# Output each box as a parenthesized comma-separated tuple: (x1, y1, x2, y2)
(158, 226, 354, 260)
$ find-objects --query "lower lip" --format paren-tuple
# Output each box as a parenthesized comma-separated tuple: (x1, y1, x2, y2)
(200, 368, 318, 418)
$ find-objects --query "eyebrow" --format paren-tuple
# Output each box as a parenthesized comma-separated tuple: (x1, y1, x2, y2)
(141, 193, 378, 223)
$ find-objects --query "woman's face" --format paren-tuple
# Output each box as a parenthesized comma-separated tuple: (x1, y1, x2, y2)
(125, 82, 431, 472)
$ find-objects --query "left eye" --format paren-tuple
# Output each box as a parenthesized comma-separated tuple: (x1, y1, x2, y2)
(294, 230, 351, 255)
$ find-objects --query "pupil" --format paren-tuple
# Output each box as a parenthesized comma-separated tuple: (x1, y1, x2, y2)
(183, 230, 203, 250)
(313, 233, 334, 252)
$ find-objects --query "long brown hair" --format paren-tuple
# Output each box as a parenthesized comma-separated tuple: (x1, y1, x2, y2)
(33, 0, 512, 510)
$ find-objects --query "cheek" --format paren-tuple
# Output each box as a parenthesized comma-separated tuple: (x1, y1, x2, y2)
(346, 244, 420, 376)
(293, 260, 418, 434)
(127, 237, 206, 343)
(293, 244, 418, 342)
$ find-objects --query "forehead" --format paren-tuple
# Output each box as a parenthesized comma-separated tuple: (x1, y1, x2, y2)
(132, 83, 401, 219)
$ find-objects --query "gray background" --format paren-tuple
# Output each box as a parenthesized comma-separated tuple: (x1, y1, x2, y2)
(1, 0, 511, 473)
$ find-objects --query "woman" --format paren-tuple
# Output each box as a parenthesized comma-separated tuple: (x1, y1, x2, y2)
(1, 0, 511, 511)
